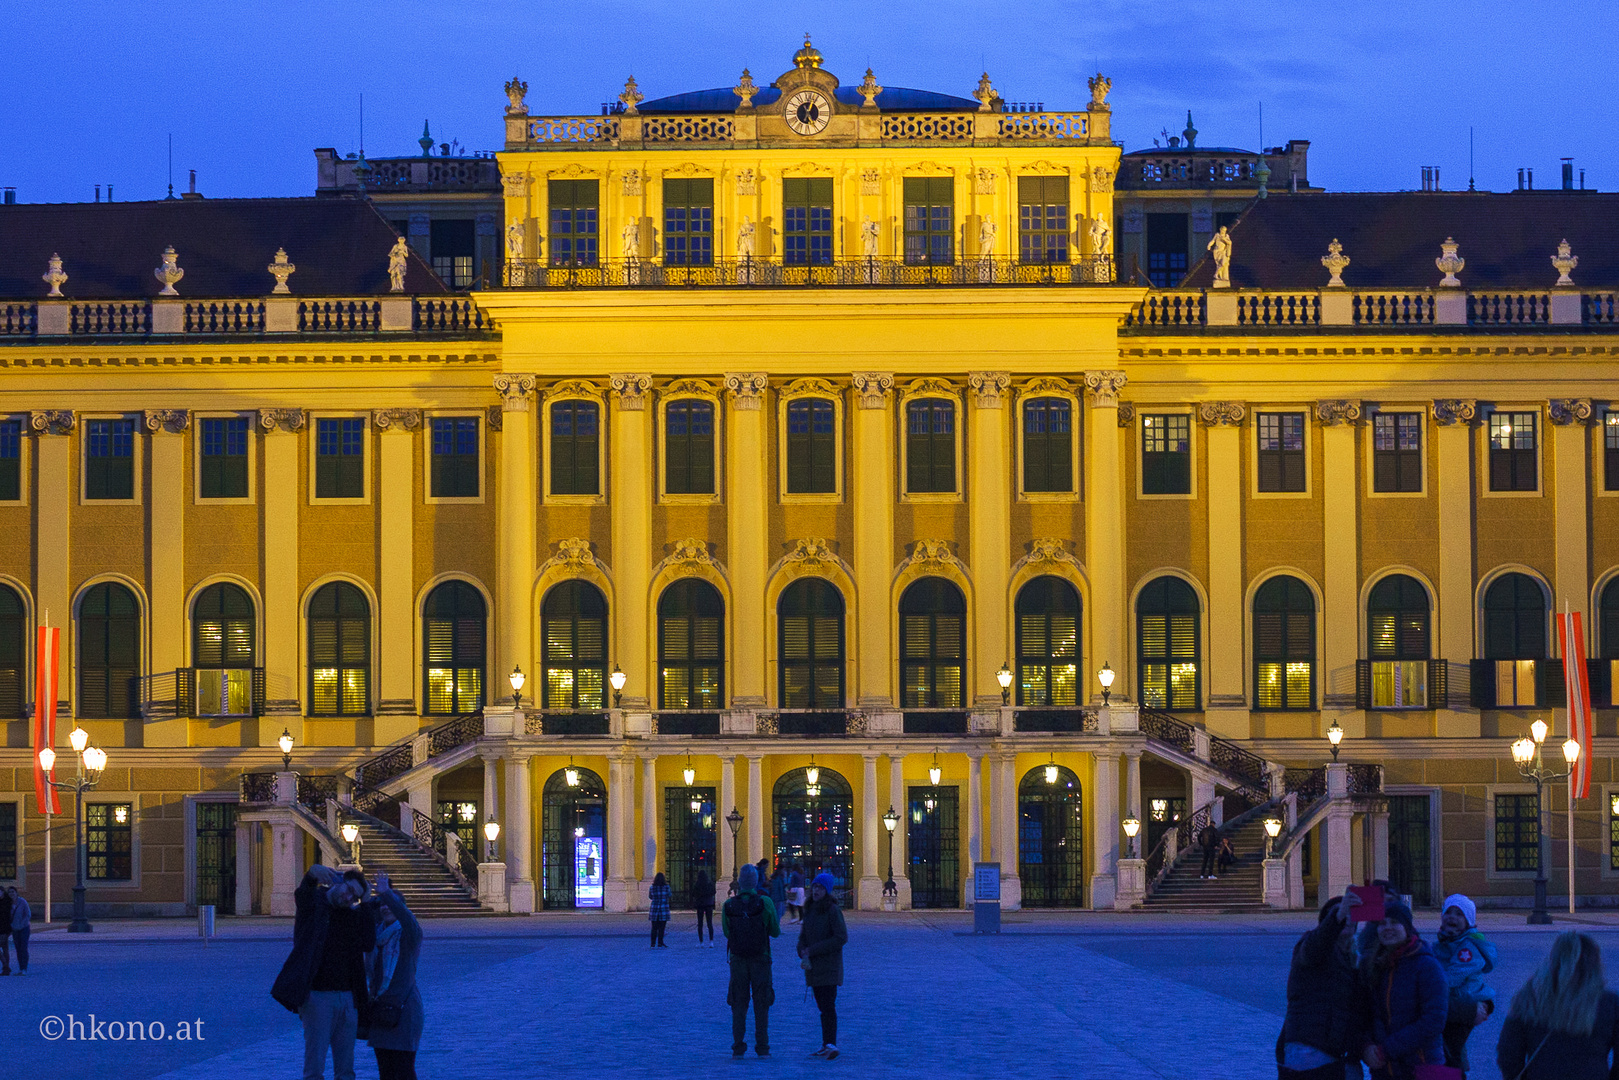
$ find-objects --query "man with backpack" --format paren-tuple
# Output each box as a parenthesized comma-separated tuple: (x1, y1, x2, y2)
(722, 862, 781, 1058)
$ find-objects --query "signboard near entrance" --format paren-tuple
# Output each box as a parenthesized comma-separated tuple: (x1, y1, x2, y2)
(973, 862, 1001, 934)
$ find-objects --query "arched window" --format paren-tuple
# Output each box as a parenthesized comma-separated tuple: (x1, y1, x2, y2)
(778, 579, 844, 709)
(541, 581, 607, 710)
(1018, 765, 1083, 907)
(1137, 577, 1200, 711)
(193, 583, 256, 716)
(1483, 573, 1547, 708)
(1015, 576, 1080, 706)
(542, 767, 606, 909)
(900, 577, 966, 708)
(423, 581, 485, 714)
(0, 585, 24, 717)
(79, 582, 140, 719)
(658, 579, 723, 710)
(309, 583, 370, 716)
(773, 766, 854, 907)
(1254, 576, 1315, 711)
(1366, 575, 1431, 708)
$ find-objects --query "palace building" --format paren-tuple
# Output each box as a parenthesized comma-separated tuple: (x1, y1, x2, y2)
(0, 39, 1615, 919)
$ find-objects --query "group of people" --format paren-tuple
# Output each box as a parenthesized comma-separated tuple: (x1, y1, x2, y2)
(0, 885, 30, 975)
(272, 865, 424, 1080)
(1198, 821, 1239, 879)
(1279, 881, 1619, 1079)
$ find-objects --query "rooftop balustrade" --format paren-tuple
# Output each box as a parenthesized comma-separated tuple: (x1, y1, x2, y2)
(501, 255, 1115, 289)
(0, 296, 493, 340)
(1126, 288, 1612, 329)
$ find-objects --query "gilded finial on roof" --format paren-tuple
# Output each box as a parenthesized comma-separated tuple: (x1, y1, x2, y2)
(794, 33, 823, 69)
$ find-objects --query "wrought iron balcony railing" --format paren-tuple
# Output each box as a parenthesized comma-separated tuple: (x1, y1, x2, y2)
(501, 255, 1115, 290)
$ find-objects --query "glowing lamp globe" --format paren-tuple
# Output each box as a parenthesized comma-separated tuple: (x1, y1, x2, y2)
(70, 726, 90, 753)
(82, 746, 107, 775)
(1563, 738, 1581, 764)
(483, 817, 501, 843)
(929, 763, 942, 786)
(38, 746, 56, 773)
(341, 821, 360, 844)
(1044, 761, 1059, 785)
(1263, 817, 1283, 839)
(1531, 718, 1549, 745)
(1122, 816, 1140, 839)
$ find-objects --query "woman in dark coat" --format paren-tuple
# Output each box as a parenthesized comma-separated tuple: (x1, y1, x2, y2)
(1497, 931, 1619, 1080)
(797, 872, 848, 1060)
(1360, 901, 1448, 1078)
(693, 868, 717, 948)
(1277, 888, 1368, 1078)
(365, 871, 424, 1080)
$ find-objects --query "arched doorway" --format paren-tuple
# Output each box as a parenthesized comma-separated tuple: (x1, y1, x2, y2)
(772, 766, 853, 907)
(906, 784, 959, 908)
(663, 785, 717, 909)
(1018, 765, 1084, 907)
(541, 767, 606, 910)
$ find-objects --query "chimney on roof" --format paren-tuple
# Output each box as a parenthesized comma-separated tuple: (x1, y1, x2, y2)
(1562, 158, 1574, 191)
(95, 184, 101, 203)
(2, 188, 14, 205)
(182, 169, 203, 200)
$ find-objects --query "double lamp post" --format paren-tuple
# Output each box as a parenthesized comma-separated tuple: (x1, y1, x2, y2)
(38, 727, 109, 933)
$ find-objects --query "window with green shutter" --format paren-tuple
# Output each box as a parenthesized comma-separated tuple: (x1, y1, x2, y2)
(78, 582, 140, 719)
(659, 579, 724, 709)
(665, 400, 715, 494)
(550, 400, 600, 496)
(1366, 574, 1430, 708)
(309, 582, 369, 716)
(1016, 576, 1081, 706)
(423, 581, 485, 714)
(0, 801, 15, 879)
(85, 418, 135, 500)
(1257, 412, 1306, 493)
(906, 398, 956, 493)
(785, 398, 836, 494)
(193, 583, 255, 716)
(1254, 576, 1314, 710)
(1141, 413, 1191, 495)
(778, 578, 844, 708)
(663, 178, 714, 266)
(315, 418, 365, 499)
(1489, 411, 1538, 491)
(430, 417, 480, 498)
(1018, 176, 1069, 263)
(782, 178, 833, 266)
(1022, 398, 1073, 493)
(199, 418, 250, 499)
(900, 578, 966, 708)
(1137, 576, 1200, 711)
(548, 179, 599, 267)
(0, 419, 20, 501)
(903, 177, 953, 265)
(0, 585, 21, 719)
(541, 581, 607, 710)
(1372, 412, 1423, 493)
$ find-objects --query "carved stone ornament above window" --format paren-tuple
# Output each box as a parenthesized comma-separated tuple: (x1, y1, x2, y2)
(1116, 403, 1136, 427)
(1548, 398, 1594, 425)
(546, 537, 601, 573)
(1315, 400, 1363, 426)
(372, 409, 423, 431)
(543, 379, 603, 402)
(494, 373, 537, 411)
(143, 409, 190, 434)
(735, 168, 757, 196)
(610, 373, 653, 410)
(621, 169, 643, 197)
(258, 408, 305, 433)
(1090, 165, 1115, 193)
(974, 168, 996, 195)
(663, 378, 718, 400)
(1198, 401, 1247, 426)
(968, 371, 1011, 409)
(1014, 537, 1078, 575)
(1082, 370, 1128, 407)
(906, 376, 957, 399)
(1430, 399, 1476, 426)
(782, 377, 839, 398)
(860, 168, 881, 195)
(662, 538, 715, 569)
(1019, 376, 1074, 400)
(724, 372, 768, 411)
(904, 538, 964, 574)
(851, 372, 894, 410)
(784, 537, 837, 567)
(29, 410, 74, 435)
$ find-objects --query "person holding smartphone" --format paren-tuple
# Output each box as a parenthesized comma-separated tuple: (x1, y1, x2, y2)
(1277, 885, 1369, 1079)
(1359, 900, 1447, 1078)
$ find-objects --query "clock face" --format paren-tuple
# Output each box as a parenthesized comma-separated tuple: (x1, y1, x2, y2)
(785, 90, 831, 135)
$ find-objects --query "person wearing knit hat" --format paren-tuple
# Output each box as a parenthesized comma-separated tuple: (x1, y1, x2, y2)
(797, 872, 848, 1061)
(1433, 893, 1497, 1074)
(721, 860, 781, 1058)
(1360, 900, 1447, 1075)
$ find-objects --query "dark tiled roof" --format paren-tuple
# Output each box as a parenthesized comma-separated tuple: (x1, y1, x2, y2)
(637, 85, 978, 113)
(1180, 192, 1619, 290)
(0, 197, 446, 299)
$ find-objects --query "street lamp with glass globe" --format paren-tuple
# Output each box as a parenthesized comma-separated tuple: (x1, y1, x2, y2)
(278, 727, 294, 770)
(1122, 816, 1140, 859)
(483, 816, 500, 861)
(1263, 816, 1283, 858)
(1510, 720, 1580, 924)
(340, 819, 361, 868)
(41, 729, 109, 932)
(725, 807, 744, 880)
(1327, 720, 1343, 761)
(1098, 662, 1115, 706)
(882, 806, 899, 896)
(609, 664, 627, 707)
(996, 662, 1013, 705)
(509, 666, 526, 708)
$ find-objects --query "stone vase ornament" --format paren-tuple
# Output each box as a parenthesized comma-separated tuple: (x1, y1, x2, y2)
(1551, 239, 1578, 287)
(1435, 237, 1464, 287)
(154, 246, 184, 296)
(42, 253, 67, 297)
(267, 248, 296, 294)
(503, 76, 528, 115)
(1321, 239, 1349, 287)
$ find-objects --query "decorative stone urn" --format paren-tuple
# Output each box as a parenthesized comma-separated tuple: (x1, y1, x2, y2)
(1551, 239, 1578, 287)
(42, 253, 67, 297)
(154, 246, 184, 296)
(1435, 237, 1464, 287)
(1320, 239, 1350, 287)
(267, 248, 296, 294)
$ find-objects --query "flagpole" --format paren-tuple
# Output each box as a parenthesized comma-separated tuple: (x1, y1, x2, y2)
(1568, 771, 1576, 914)
(42, 609, 51, 924)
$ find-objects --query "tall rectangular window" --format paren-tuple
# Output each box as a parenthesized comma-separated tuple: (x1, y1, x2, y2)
(1145, 212, 1189, 288)
(1373, 412, 1423, 493)
(0, 420, 19, 501)
(429, 417, 480, 498)
(199, 417, 249, 499)
(783, 178, 833, 266)
(1257, 412, 1306, 493)
(1018, 176, 1069, 263)
(1604, 411, 1618, 492)
(906, 399, 956, 494)
(786, 398, 836, 494)
(85, 418, 135, 500)
(665, 400, 715, 495)
(663, 178, 714, 266)
(315, 418, 365, 499)
(550, 401, 600, 496)
(87, 802, 133, 880)
(903, 177, 953, 264)
(429, 219, 476, 287)
(1494, 793, 1539, 871)
(1142, 413, 1191, 495)
(0, 801, 15, 878)
(1489, 411, 1538, 491)
(1022, 398, 1073, 493)
(548, 179, 599, 267)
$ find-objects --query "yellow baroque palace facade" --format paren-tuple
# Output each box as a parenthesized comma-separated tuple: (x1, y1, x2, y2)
(0, 40, 1615, 918)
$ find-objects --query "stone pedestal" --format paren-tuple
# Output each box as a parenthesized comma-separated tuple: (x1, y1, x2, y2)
(508, 878, 536, 914)
(1319, 289, 1353, 326)
(857, 875, 885, 911)
(1206, 291, 1239, 326)
(1434, 290, 1467, 325)
(604, 878, 631, 913)
(1114, 857, 1146, 910)
(1550, 290, 1583, 325)
(623, 710, 652, 738)
(1263, 857, 1290, 909)
(1000, 875, 1021, 911)
(379, 297, 413, 330)
(483, 705, 520, 738)
(478, 862, 509, 912)
(269, 821, 300, 916)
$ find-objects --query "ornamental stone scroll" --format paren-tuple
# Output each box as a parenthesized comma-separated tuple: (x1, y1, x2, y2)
(968, 371, 1011, 409)
(372, 409, 423, 431)
(610, 373, 653, 411)
(1116, 403, 1136, 427)
(902, 538, 965, 575)
(494, 373, 537, 411)
(258, 408, 306, 433)
(724, 372, 769, 411)
(1315, 400, 1362, 426)
(1082, 370, 1127, 408)
(29, 410, 74, 435)
(1430, 399, 1476, 426)
(485, 406, 504, 433)
(543, 537, 606, 576)
(783, 537, 837, 568)
(1548, 398, 1594, 425)
(851, 372, 894, 410)
(143, 409, 190, 434)
(1198, 401, 1246, 427)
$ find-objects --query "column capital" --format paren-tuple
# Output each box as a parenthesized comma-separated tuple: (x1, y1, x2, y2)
(967, 370, 1011, 409)
(29, 409, 74, 435)
(610, 373, 654, 410)
(372, 408, 422, 431)
(1123, 748, 1142, 762)
(494, 373, 537, 411)
(258, 408, 305, 434)
(723, 372, 769, 410)
(1431, 399, 1476, 426)
(1197, 401, 1246, 426)
(1548, 398, 1595, 425)
(851, 371, 894, 409)
(143, 409, 190, 434)
(1082, 370, 1127, 407)
(1315, 400, 1363, 426)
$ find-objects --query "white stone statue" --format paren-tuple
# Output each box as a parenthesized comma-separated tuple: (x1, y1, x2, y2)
(387, 237, 409, 292)
(506, 221, 525, 261)
(1207, 226, 1232, 288)
(1089, 215, 1111, 255)
(736, 216, 756, 259)
(621, 219, 640, 260)
(860, 217, 879, 259)
(978, 217, 997, 257)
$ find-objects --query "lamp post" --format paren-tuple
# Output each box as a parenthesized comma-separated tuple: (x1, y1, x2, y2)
(483, 816, 500, 862)
(1098, 662, 1114, 707)
(725, 807, 743, 881)
(1044, 754, 1059, 785)
(609, 664, 627, 708)
(1511, 721, 1580, 925)
(278, 727, 294, 770)
(997, 662, 1013, 706)
(1327, 719, 1343, 762)
(928, 749, 941, 787)
(1122, 815, 1140, 859)
(882, 806, 899, 895)
(341, 820, 362, 869)
(509, 666, 525, 708)
(1263, 816, 1283, 858)
(40, 727, 106, 933)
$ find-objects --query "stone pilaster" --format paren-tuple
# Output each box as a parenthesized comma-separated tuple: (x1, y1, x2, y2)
(968, 371, 1011, 705)
(610, 375, 653, 708)
(1084, 371, 1128, 702)
(1200, 401, 1248, 730)
(851, 372, 895, 707)
(495, 374, 537, 704)
(258, 409, 304, 731)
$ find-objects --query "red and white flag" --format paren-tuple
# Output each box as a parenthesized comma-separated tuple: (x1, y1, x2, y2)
(33, 624, 61, 815)
(1558, 608, 1594, 800)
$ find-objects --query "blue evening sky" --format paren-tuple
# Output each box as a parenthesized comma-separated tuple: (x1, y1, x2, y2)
(2, 0, 1608, 204)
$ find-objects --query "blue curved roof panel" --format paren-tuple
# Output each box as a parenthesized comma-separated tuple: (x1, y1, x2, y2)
(637, 85, 977, 113)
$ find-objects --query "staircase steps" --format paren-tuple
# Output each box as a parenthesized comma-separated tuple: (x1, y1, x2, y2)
(1140, 815, 1274, 913)
(350, 821, 490, 917)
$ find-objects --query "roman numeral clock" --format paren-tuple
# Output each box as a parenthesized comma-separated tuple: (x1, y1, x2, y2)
(785, 88, 831, 135)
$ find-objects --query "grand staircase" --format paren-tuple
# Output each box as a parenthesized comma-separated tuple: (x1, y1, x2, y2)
(350, 819, 485, 918)
(1140, 814, 1272, 913)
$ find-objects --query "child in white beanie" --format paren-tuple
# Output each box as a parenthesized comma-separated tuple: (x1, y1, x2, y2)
(1432, 892, 1497, 1074)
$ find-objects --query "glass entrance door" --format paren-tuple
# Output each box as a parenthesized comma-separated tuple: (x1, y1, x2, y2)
(1387, 794, 1433, 908)
(907, 785, 959, 908)
(196, 802, 237, 914)
(1018, 766, 1084, 907)
(773, 768, 854, 907)
(664, 786, 717, 908)
(543, 767, 607, 909)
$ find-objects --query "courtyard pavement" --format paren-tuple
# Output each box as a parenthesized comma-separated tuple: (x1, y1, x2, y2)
(5, 908, 1619, 1080)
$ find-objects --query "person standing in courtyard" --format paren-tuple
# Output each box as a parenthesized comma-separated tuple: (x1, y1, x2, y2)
(1431, 893, 1497, 1076)
(693, 868, 716, 948)
(272, 865, 377, 1080)
(649, 872, 671, 948)
(1496, 931, 1619, 1080)
(1359, 901, 1447, 1079)
(364, 871, 423, 1080)
(1199, 820, 1221, 879)
(770, 860, 789, 920)
(1276, 887, 1367, 1079)
(798, 872, 848, 1061)
(722, 862, 780, 1058)
(788, 864, 807, 923)
(6, 886, 28, 975)
(0, 882, 12, 975)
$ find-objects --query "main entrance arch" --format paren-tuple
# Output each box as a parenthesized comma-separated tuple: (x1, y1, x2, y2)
(1018, 765, 1084, 907)
(541, 767, 606, 910)
(772, 766, 854, 907)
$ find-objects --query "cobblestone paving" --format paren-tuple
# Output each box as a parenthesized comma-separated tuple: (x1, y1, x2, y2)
(4, 910, 1618, 1080)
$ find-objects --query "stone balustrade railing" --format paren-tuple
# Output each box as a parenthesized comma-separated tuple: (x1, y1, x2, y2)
(1127, 288, 1605, 328)
(0, 296, 491, 338)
